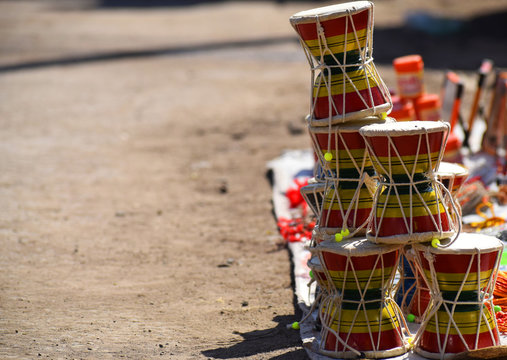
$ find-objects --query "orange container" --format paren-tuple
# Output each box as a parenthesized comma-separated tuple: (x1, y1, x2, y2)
(414, 94, 441, 121)
(390, 95, 415, 121)
(393, 55, 425, 99)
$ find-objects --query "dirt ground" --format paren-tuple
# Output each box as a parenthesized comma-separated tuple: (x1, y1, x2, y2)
(0, 1, 506, 359)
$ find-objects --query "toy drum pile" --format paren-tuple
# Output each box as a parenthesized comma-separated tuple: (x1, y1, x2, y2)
(290, 2, 504, 359)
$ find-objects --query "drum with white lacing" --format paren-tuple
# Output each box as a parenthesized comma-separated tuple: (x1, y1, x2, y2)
(313, 238, 411, 358)
(359, 121, 460, 244)
(412, 233, 503, 359)
(307, 118, 392, 238)
(290, 1, 391, 125)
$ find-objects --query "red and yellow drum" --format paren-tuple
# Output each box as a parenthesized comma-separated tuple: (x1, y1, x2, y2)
(319, 179, 374, 236)
(360, 121, 448, 176)
(314, 238, 410, 358)
(308, 117, 388, 179)
(290, 1, 391, 124)
(290, 1, 372, 67)
(413, 233, 503, 359)
(359, 121, 459, 244)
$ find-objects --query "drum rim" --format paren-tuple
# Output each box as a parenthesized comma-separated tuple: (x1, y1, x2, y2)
(316, 238, 401, 255)
(307, 256, 323, 270)
(289, 1, 373, 25)
(307, 103, 393, 127)
(300, 182, 326, 193)
(359, 120, 450, 137)
(412, 233, 504, 254)
(367, 230, 456, 245)
(308, 116, 393, 133)
(318, 339, 409, 359)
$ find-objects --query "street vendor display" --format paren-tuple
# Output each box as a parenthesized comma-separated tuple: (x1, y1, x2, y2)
(287, 1, 505, 359)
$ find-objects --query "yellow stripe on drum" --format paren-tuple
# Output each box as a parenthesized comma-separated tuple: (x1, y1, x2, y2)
(372, 153, 440, 175)
(327, 267, 396, 290)
(424, 308, 495, 335)
(313, 67, 379, 97)
(324, 187, 373, 210)
(422, 269, 495, 292)
(303, 29, 368, 57)
(376, 190, 445, 218)
(319, 148, 371, 170)
(323, 302, 401, 333)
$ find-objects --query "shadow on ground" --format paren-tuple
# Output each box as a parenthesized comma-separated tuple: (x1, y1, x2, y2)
(201, 315, 308, 359)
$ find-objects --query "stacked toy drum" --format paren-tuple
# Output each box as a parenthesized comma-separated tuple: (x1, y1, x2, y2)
(291, 2, 412, 358)
(412, 234, 502, 358)
(290, 2, 503, 359)
(359, 121, 460, 244)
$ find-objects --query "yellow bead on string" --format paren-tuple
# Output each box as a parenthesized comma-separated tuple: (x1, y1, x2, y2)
(324, 152, 333, 162)
(335, 233, 343, 242)
(431, 238, 440, 248)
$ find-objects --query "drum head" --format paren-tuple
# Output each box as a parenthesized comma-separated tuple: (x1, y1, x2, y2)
(317, 237, 400, 256)
(413, 233, 503, 255)
(290, 1, 372, 25)
(359, 120, 449, 138)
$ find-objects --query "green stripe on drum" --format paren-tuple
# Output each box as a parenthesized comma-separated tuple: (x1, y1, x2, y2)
(317, 52, 363, 70)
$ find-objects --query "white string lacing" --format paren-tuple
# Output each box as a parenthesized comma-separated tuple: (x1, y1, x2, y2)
(412, 245, 501, 359)
(315, 244, 410, 357)
(362, 124, 461, 244)
(297, 8, 390, 126)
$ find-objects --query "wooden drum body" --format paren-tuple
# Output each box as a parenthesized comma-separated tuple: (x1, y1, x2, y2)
(314, 239, 410, 358)
(413, 233, 503, 359)
(290, 1, 391, 124)
(360, 121, 460, 244)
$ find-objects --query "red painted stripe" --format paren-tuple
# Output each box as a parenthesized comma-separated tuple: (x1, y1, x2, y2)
(365, 132, 445, 158)
(320, 207, 372, 230)
(324, 327, 403, 352)
(313, 86, 386, 119)
(315, 131, 366, 151)
(322, 250, 398, 272)
(295, 10, 369, 41)
(418, 252, 499, 274)
(419, 329, 498, 354)
(373, 213, 450, 237)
